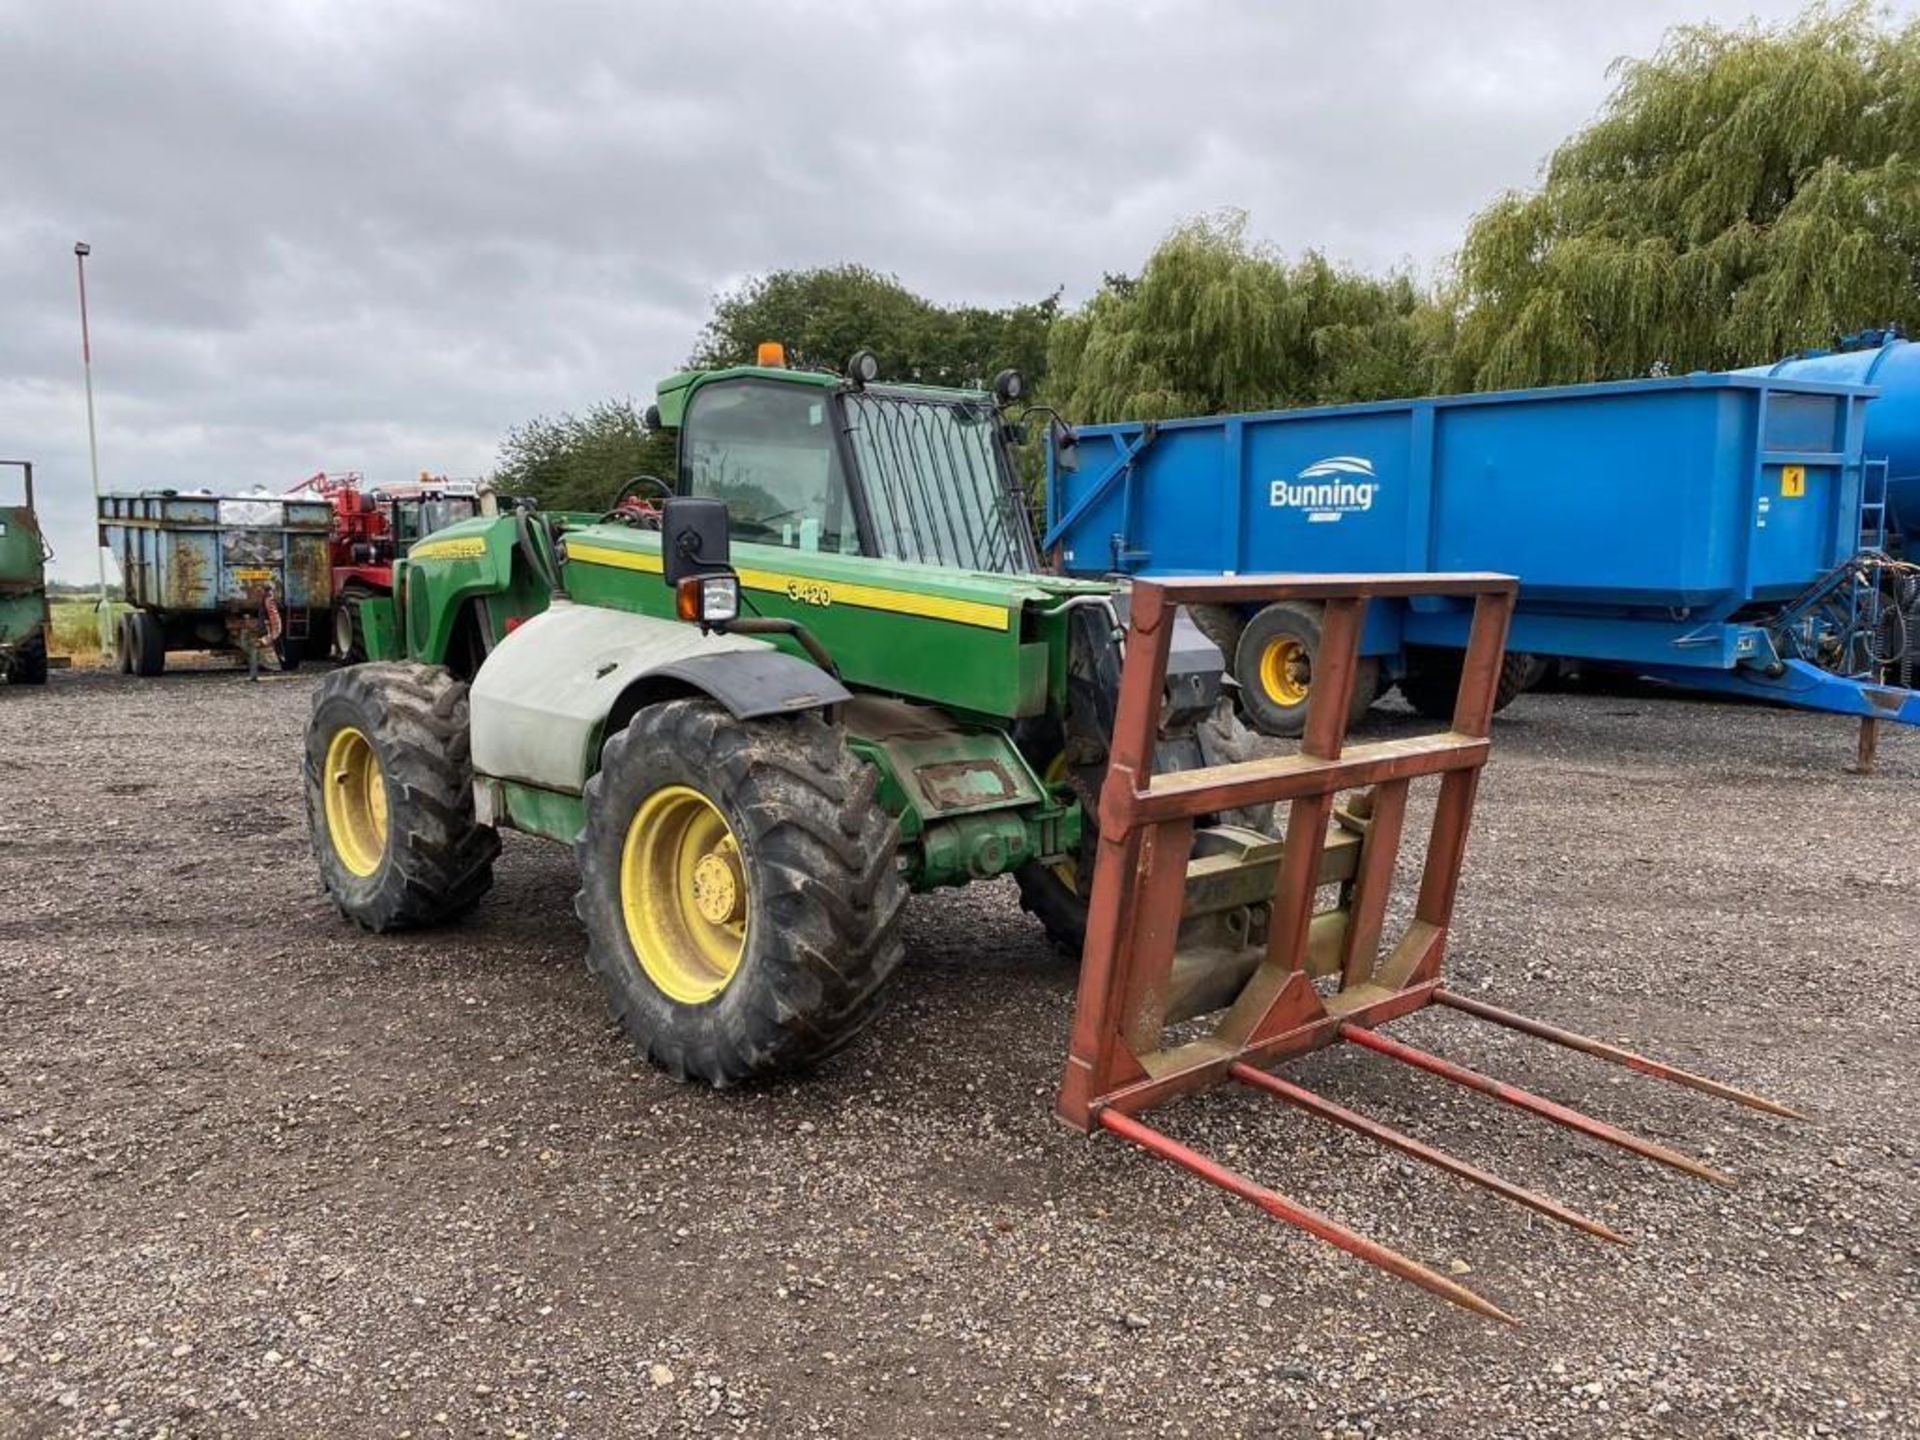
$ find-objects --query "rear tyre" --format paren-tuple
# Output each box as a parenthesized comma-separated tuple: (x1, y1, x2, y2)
(575, 698, 907, 1087)
(130, 611, 166, 677)
(10, 630, 48, 685)
(1233, 601, 1379, 738)
(304, 661, 499, 931)
(117, 615, 133, 674)
(1397, 646, 1532, 721)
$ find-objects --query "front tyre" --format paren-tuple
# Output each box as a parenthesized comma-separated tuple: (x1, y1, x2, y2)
(304, 661, 499, 931)
(575, 699, 907, 1087)
(1013, 701, 1274, 954)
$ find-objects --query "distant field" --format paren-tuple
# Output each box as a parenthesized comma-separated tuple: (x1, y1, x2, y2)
(48, 596, 130, 664)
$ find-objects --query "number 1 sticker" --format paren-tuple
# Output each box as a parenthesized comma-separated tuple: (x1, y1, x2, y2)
(1781, 465, 1806, 498)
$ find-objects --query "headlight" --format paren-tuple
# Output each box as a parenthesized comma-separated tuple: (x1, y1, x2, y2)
(676, 573, 740, 626)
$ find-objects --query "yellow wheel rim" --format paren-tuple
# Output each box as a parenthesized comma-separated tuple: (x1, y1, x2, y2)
(1044, 753, 1080, 895)
(1258, 636, 1311, 708)
(621, 785, 748, 1006)
(323, 725, 389, 877)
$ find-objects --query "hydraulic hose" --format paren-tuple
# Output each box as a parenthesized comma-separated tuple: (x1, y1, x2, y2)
(514, 505, 569, 602)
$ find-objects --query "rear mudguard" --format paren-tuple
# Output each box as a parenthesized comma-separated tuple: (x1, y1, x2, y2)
(468, 601, 850, 794)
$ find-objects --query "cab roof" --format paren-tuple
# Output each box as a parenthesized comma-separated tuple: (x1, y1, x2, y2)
(653, 364, 991, 429)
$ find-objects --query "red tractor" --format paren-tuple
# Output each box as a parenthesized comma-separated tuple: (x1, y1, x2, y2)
(296, 472, 494, 660)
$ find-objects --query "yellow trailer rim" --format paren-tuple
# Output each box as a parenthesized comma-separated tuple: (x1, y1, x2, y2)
(324, 726, 389, 877)
(621, 785, 748, 1005)
(1259, 637, 1311, 708)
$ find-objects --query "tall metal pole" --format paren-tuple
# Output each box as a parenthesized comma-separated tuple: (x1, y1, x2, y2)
(74, 241, 113, 652)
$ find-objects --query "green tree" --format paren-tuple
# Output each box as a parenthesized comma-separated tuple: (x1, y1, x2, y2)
(1450, 3, 1920, 390)
(694, 264, 1059, 390)
(493, 399, 677, 512)
(1046, 212, 1448, 423)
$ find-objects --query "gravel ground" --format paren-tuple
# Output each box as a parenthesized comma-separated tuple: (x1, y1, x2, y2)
(1, 662, 1916, 1439)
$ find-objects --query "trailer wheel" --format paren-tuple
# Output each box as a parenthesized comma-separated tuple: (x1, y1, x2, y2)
(1184, 604, 1246, 669)
(335, 595, 369, 664)
(130, 611, 166, 677)
(575, 698, 907, 1086)
(9, 629, 48, 685)
(1233, 602, 1379, 738)
(117, 615, 133, 674)
(304, 661, 499, 931)
(1396, 646, 1533, 720)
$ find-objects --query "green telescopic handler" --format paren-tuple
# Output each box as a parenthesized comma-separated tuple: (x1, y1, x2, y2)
(303, 346, 1798, 1323)
(305, 347, 1268, 1083)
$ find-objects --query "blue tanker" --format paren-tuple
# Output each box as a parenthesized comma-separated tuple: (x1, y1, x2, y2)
(1045, 369, 1919, 735)
(1740, 328, 1920, 546)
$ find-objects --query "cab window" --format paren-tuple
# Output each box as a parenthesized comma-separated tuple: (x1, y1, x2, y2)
(680, 379, 860, 553)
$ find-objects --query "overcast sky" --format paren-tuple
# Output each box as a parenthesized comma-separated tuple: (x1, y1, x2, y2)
(2, 0, 1849, 580)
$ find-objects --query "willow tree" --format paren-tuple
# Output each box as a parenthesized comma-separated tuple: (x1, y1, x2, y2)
(1450, 4, 1920, 390)
(694, 264, 1058, 390)
(1046, 212, 1448, 424)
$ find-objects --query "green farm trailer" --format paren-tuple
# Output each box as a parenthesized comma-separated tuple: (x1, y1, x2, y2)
(0, 461, 51, 686)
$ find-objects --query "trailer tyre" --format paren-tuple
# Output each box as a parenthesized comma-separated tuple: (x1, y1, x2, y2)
(1233, 602, 1379, 738)
(575, 698, 907, 1087)
(304, 661, 499, 931)
(335, 594, 368, 664)
(10, 629, 48, 685)
(1184, 604, 1246, 669)
(1396, 646, 1532, 721)
(117, 615, 133, 674)
(130, 611, 166, 678)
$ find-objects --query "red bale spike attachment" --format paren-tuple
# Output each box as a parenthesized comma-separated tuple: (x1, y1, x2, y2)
(1227, 1062, 1630, 1247)
(1097, 1107, 1517, 1326)
(1338, 1024, 1736, 1187)
(1431, 989, 1806, 1121)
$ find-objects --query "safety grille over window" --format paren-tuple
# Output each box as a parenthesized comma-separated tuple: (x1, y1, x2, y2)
(842, 388, 1037, 573)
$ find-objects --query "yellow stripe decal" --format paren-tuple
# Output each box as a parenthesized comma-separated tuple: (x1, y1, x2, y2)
(564, 541, 1010, 631)
(408, 536, 490, 560)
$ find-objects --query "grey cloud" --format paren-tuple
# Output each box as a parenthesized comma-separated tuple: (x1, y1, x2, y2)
(1, 0, 1841, 579)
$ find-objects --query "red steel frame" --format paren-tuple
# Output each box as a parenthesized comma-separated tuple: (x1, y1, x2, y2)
(1057, 572, 1800, 1324)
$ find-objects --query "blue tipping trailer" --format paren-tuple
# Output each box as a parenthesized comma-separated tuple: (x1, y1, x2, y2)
(1043, 370, 1920, 735)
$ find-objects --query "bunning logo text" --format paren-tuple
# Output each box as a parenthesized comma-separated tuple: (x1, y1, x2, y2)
(1270, 456, 1378, 523)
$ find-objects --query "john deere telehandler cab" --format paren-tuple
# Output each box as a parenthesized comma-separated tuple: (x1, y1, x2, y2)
(304, 347, 1269, 1085)
(659, 343, 1042, 574)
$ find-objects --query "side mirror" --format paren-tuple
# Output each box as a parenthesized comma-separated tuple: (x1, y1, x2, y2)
(661, 496, 732, 585)
(1050, 418, 1080, 473)
(643, 403, 662, 430)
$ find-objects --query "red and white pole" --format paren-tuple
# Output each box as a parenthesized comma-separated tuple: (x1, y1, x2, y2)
(74, 241, 112, 652)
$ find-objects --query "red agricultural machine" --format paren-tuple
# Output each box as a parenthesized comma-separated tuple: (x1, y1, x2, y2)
(293, 471, 493, 660)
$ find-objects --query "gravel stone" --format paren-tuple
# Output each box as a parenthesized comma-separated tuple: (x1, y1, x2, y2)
(0, 664, 1915, 1436)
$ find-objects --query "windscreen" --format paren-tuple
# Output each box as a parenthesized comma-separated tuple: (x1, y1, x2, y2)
(682, 379, 860, 554)
(841, 388, 1038, 573)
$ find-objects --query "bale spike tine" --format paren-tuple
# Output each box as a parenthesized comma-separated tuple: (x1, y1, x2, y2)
(1432, 989, 1805, 1120)
(1097, 1108, 1518, 1326)
(1338, 1024, 1737, 1187)
(1227, 1062, 1630, 1247)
